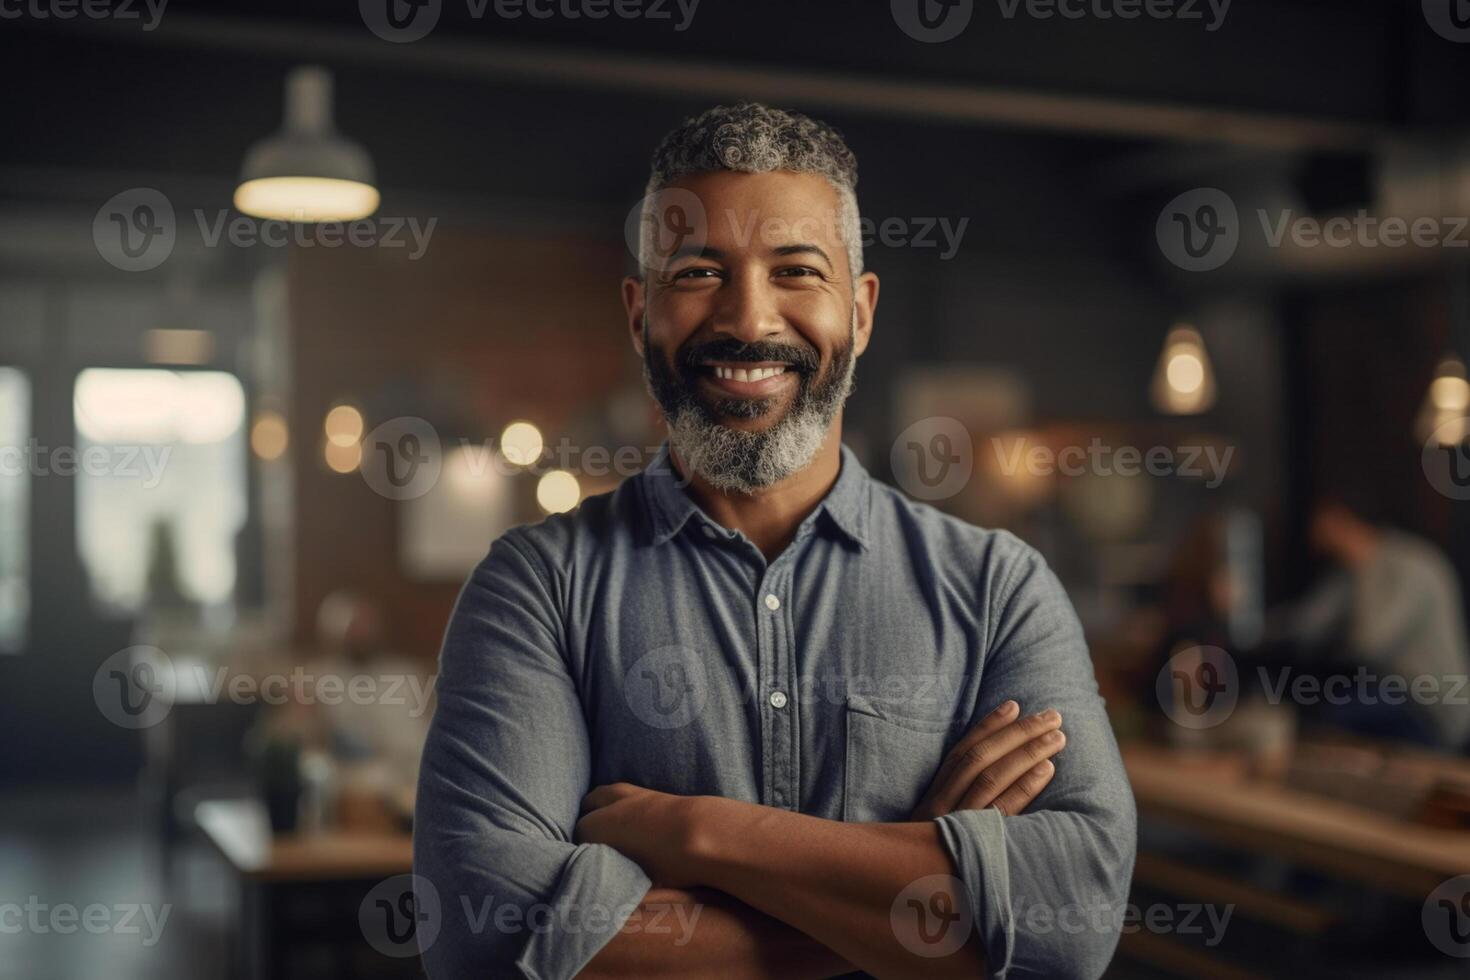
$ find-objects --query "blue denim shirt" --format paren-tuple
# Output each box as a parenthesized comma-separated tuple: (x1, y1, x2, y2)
(414, 443, 1136, 979)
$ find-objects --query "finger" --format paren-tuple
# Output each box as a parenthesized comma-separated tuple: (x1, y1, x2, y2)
(924, 709, 1062, 815)
(944, 700, 1020, 765)
(986, 759, 1056, 817)
(580, 782, 635, 815)
(914, 701, 1019, 811)
(955, 728, 1066, 811)
(913, 701, 1020, 817)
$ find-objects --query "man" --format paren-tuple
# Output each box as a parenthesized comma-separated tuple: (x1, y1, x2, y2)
(1269, 496, 1470, 750)
(415, 103, 1136, 979)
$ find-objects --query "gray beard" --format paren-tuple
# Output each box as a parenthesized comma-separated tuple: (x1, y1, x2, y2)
(642, 317, 857, 495)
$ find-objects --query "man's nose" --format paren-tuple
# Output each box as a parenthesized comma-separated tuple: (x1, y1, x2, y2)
(709, 273, 785, 344)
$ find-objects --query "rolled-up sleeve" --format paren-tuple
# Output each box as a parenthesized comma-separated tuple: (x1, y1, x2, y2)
(936, 543, 1137, 980)
(414, 530, 652, 979)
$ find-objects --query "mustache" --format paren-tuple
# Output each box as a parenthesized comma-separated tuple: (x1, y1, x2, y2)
(676, 337, 821, 376)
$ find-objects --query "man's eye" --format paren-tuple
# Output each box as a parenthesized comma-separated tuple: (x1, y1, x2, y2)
(775, 267, 822, 278)
(673, 267, 720, 280)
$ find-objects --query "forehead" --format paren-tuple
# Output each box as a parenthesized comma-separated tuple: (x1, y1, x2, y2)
(672, 170, 845, 252)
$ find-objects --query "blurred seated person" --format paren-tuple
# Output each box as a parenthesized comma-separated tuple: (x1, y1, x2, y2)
(1148, 510, 1264, 736)
(1267, 494, 1470, 751)
(314, 590, 432, 779)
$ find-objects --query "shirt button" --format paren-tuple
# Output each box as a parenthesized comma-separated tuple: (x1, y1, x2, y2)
(764, 594, 780, 611)
(702, 526, 717, 539)
(769, 690, 788, 709)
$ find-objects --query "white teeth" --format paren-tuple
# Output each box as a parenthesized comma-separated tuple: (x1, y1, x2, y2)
(712, 365, 787, 382)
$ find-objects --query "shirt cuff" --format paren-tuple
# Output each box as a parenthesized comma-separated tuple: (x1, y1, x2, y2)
(514, 843, 653, 980)
(935, 808, 1014, 978)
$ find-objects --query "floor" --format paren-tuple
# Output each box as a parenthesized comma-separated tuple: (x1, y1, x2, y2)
(0, 786, 229, 980)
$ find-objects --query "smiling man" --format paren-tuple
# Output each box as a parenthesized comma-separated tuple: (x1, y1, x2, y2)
(414, 103, 1136, 979)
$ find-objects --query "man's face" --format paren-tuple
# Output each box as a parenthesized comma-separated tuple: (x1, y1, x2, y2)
(623, 170, 878, 491)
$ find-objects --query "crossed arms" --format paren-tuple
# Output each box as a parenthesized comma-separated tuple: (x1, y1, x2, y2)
(413, 532, 1137, 980)
(573, 700, 1064, 979)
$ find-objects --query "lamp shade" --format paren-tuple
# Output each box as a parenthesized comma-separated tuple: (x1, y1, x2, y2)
(1150, 323, 1217, 415)
(1416, 353, 1470, 446)
(234, 66, 379, 222)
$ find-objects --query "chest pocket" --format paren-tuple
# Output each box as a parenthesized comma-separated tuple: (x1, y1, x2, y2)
(842, 694, 964, 823)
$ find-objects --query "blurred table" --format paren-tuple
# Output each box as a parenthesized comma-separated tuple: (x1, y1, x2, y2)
(195, 798, 414, 980)
(1123, 741, 1470, 897)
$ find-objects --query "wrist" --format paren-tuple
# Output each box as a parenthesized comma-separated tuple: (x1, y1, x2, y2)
(681, 795, 738, 882)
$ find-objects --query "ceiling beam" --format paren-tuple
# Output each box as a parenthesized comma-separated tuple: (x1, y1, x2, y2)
(38, 13, 1389, 151)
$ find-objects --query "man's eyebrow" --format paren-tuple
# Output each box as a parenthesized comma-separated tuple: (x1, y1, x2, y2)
(661, 243, 835, 266)
(771, 243, 835, 267)
(666, 244, 726, 263)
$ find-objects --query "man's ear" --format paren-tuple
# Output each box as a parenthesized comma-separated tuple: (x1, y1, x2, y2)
(621, 276, 647, 357)
(852, 271, 880, 358)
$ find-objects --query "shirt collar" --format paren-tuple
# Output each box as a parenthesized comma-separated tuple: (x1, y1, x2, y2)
(640, 441, 870, 551)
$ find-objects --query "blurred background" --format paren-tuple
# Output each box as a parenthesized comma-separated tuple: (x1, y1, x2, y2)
(3, 0, 1470, 977)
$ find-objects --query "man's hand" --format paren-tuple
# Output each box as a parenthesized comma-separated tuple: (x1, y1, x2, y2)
(576, 783, 709, 888)
(910, 700, 1064, 820)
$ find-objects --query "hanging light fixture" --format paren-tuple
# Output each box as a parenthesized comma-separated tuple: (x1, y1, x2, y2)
(234, 66, 380, 223)
(1151, 323, 1217, 415)
(1416, 353, 1470, 446)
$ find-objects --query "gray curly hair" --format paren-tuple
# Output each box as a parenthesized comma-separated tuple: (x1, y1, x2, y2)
(639, 102, 863, 277)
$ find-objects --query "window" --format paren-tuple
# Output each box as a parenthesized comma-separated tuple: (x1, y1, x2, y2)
(73, 368, 247, 616)
(0, 367, 29, 652)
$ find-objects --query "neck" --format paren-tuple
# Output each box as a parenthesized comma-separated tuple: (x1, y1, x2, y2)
(1337, 525, 1381, 569)
(670, 416, 844, 562)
